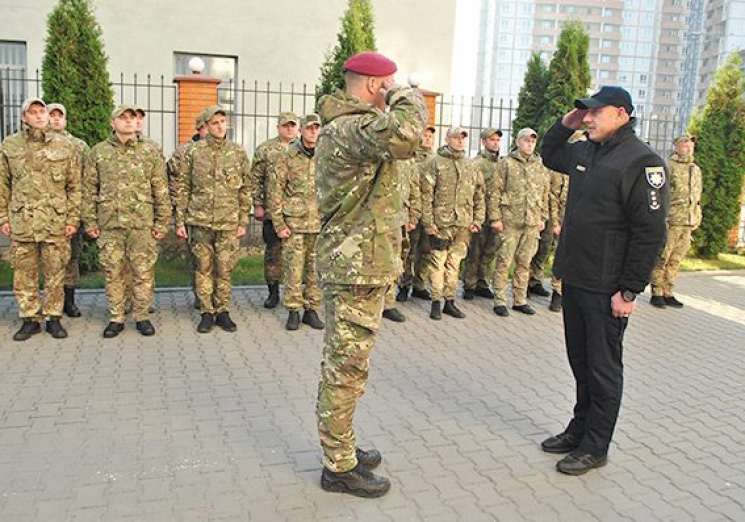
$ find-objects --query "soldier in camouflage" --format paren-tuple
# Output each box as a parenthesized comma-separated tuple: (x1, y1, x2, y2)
(251, 112, 299, 309)
(0, 98, 81, 341)
(462, 127, 502, 300)
(48, 103, 89, 319)
(421, 126, 485, 320)
(173, 105, 251, 334)
(83, 105, 170, 338)
(267, 113, 325, 331)
(489, 128, 550, 317)
(315, 52, 427, 498)
(650, 133, 702, 309)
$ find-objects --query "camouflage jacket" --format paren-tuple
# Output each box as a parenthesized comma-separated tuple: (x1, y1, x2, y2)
(267, 140, 320, 234)
(549, 170, 569, 225)
(472, 149, 500, 224)
(315, 87, 428, 285)
(667, 153, 702, 228)
(250, 136, 291, 212)
(174, 134, 252, 230)
(397, 158, 422, 227)
(166, 136, 201, 211)
(57, 130, 89, 159)
(488, 150, 550, 227)
(83, 134, 170, 233)
(0, 126, 81, 242)
(414, 148, 434, 165)
(137, 133, 165, 159)
(421, 145, 486, 235)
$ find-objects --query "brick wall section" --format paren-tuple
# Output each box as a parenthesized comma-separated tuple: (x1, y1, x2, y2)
(173, 74, 222, 146)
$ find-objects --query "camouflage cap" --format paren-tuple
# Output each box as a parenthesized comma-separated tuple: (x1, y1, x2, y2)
(133, 105, 146, 116)
(111, 104, 138, 119)
(517, 127, 538, 140)
(425, 125, 436, 133)
(195, 108, 209, 129)
(480, 127, 503, 139)
(21, 97, 46, 113)
(278, 112, 299, 125)
(46, 103, 67, 117)
(674, 133, 695, 144)
(202, 105, 227, 123)
(301, 113, 321, 127)
(446, 126, 468, 138)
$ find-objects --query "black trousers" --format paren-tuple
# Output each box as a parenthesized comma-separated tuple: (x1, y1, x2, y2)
(562, 284, 628, 456)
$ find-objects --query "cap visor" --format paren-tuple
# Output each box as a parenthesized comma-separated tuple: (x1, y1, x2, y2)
(574, 98, 608, 110)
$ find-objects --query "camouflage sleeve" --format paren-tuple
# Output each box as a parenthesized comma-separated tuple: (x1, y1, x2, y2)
(173, 147, 192, 228)
(549, 171, 561, 224)
(473, 169, 486, 227)
(65, 147, 82, 228)
(488, 159, 506, 223)
(267, 152, 288, 233)
(166, 146, 184, 212)
(408, 163, 421, 225)
(420, 158, 436, 232)
(250, 147, 266, 207)
(0, 147, 9, 225)
(540, 167, 550, 223)
(238, 148, 252, 226)
(81, 151, 99, 231)
(150, 152, 171, 233)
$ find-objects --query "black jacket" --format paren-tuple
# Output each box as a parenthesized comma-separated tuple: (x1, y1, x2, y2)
(542, 118, 669, 295)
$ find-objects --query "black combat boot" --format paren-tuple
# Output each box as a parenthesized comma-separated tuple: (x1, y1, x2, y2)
(430, 301, 442, 320)
(549, 291, 563, 312)
(13, 319, 41, 341)
(63, 287, 81, 318)
(411, 288, 431, 300)
(136, 320, 156, 336)
(215, 311, 237, 332)
(321, 463, 391, 498)
(356, 448, 382, 469)
(302, 310, 325, 330)
(396, 285, 410, 302)
(443, 300, 465, 319)
(474, 286, 495, 299)
(197, 313, 214, 333)
(45, 317, 68, 338)
(528, 283, 550, 297)
(650, 296, 667, 308)
(664, 295, 684, 308)
(103, 322, 124, 338)
(493, 305, 509, 317)
(286, 311, 300, 331)
(263, 283, 280, 309)
(512, 303, 536, 315)
(382, 308, 406, 322)
(463, 288, 475, 300)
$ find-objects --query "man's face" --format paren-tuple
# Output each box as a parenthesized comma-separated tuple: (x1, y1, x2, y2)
(420, 129, 435, 149)
(135, 113, 145, 132)
(675, 139, 694, 157)
(483, 134, 501, 153)
(207, 114, 228, 139)
(517, 135, 537, 156)
(582, 105, 628, 142)
(446, 133, 466, 152)
(49, 110, 67, 131)
(21, 103, 49, 129)
(277, 122, 298, 142)
(111, 111, 137, 134)
(300, 124, 321, 147)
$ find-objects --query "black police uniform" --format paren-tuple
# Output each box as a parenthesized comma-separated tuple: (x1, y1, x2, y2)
(542, 117, 669, 457)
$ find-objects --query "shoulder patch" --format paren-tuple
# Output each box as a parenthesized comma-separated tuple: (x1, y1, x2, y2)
(645, 166, 665, 189)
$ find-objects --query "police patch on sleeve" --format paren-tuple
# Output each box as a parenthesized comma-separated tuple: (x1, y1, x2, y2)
(648, 188, 661, 211)
(645, 166, 666, 189)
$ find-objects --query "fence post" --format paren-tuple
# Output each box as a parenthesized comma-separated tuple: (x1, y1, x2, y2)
(173, 72, 222, 146)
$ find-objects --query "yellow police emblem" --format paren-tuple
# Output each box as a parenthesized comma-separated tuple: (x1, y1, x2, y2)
(645, 166, 665, 189)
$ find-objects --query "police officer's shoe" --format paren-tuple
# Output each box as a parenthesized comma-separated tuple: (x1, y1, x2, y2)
(302, 310, 325, 329)
(430, 301, 442, 320)
(664, 295, 684, 308)
(63, 287, 82, 318)
(286, 311, 300, 331)
(463, 288, 475, 300)
(493, 305, 509, 317)
(103, 322, 124, 338)
(197, 313, 214, 333)
(215, 312, 238, 332)
(356, 448, 382, 469)
(549, 291, 563, 312)
(13, 319, 41, 341)
(528, 283, 550, 297)
(556, 450, 608, 476)
(44, 317, 68, 339)
(541, 431, 581, 453)
(650, 296, 667, 308)
(411, 288, 431, 300)
(396, 285, 410, 302)
(136, 320, 156, 336)
(382, 308, 406, 323)
(320, 463, 391, 498)
(512, 304, 536, 315)
(443, 300, 465, 319)
(264, 283, 280, 309)
(474, 287, 495, 299)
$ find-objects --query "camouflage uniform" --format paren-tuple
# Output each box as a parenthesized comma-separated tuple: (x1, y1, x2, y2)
(529, 169, 569, 292)
(315, 87, 427, 473)
(403, 148, 434, 293)
(0, 126, 81, 319)
(489, 150, 550, 307)
(462, 148, 500, 293)
(268, 140, 321, 312)
(174, 134, 251, 314)
(83, 135, 170, 323)
(650, 152, 702, 296)
(421, 146, 486, 302)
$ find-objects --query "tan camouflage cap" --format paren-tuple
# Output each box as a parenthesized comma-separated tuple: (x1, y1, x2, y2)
(46, 103, 67, 117)
(446, 126, 468, 138)
(517, 127, 538, 140)
(674, 133, 695, 144)
(202, 105, 227, 123)
(480, 127, 503, 139)
(195, 108, 209, 129)
(133, 105, 146, 116)
(278, 112, 299, 125)
(21, 97, 46, 114)
(111, 104, 138, 119)
(301, 113, 321, 127)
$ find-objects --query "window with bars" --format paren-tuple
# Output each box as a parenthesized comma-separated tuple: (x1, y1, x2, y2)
(0, 40, 27, 140)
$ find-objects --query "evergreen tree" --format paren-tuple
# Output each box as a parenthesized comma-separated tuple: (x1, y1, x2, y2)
(316, 0, 377, 101)
(692, 52, 745, 257)
(41, 0, 114, 146)
(512, 53, 549, 138)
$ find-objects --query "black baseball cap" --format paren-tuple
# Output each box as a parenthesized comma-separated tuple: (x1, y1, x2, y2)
(575, 86, 634, 115)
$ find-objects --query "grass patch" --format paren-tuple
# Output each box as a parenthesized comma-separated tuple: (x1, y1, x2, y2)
(679, 252, 745, 272)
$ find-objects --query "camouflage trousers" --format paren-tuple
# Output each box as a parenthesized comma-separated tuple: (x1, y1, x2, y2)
(402, 223, 431, 292)
(188, 226, 239, 314)
(462, 225, 499, 291)
(650, 225, 693, 297)
(529, 221, 555, 287)
(11, 240, 70, 319)
(385, 226, 410, 310)
(263, 219, 283, 285)
(429, 227, 470, 302)
(64, 228, 84, 288)
(316, 283, 387, 473)
(493, 225, 540, 307)
(282, 232, 321, 311)
(99, 229, 157, 322)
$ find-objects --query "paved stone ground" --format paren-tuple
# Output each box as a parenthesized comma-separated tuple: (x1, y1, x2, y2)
(0, 273, 743, 521)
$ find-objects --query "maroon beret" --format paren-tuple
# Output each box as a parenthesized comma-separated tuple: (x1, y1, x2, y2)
(343, 52, 397, 77)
